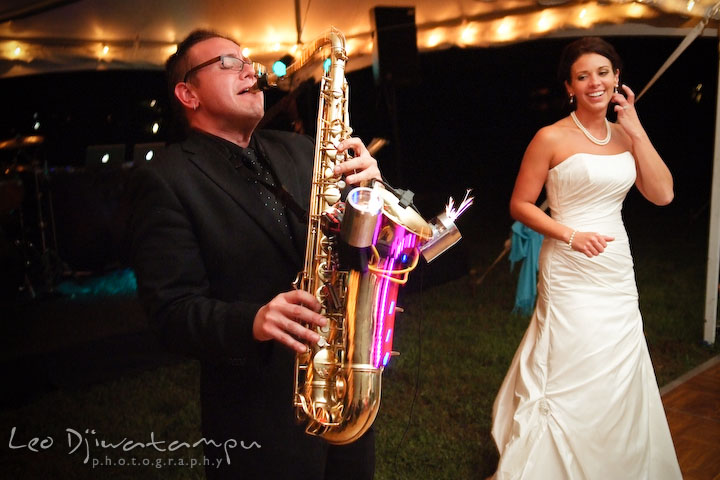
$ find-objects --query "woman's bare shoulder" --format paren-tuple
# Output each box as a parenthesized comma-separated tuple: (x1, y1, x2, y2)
(529, 118, 571, 149)
(525, 118, 578, 168)
(536, 115, 570, 137)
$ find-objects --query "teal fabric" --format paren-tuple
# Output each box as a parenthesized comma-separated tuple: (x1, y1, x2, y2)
(509, 221, 544, 315)
(56, 268, 137, 298)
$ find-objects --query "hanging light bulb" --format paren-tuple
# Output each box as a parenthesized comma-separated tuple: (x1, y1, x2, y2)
(426, 28, 446, 48)
(627, 3, 646, 18)
(577, 6, 594, 28)
(536, 11, 555, 32)
(460, 23, 477, 45)
(496, 18, 514, 41)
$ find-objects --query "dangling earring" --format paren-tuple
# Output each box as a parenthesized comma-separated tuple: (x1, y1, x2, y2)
(193, 103, 198, 111)
(569, 94, 575, 105)
(613, 84, 618, 94)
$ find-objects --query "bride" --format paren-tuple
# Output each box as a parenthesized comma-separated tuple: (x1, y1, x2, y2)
(490, 37, 682, 479)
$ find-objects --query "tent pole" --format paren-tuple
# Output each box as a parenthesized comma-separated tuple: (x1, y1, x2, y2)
(295, 0, 302, 44)
(703, 23, 720, 345)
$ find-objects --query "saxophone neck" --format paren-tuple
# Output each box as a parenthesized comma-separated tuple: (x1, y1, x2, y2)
(251, 28, 347, 92)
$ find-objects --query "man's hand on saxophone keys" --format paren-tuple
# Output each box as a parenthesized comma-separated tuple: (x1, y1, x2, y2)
(252, 290, 328, 353)
(334, 137, 382, 185)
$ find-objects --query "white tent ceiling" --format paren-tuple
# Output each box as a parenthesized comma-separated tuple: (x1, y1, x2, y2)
(0, 0, 718, 77)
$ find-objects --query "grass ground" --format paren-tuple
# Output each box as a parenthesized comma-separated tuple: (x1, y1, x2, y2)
(1, 196, 718, 479)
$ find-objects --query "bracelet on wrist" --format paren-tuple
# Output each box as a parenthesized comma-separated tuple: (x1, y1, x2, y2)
(568, 230, 577, 249)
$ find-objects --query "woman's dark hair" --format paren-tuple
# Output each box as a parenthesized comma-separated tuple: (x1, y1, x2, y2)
(557, 37, 623, 85)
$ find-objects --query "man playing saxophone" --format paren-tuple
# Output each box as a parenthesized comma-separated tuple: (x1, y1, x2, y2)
(125, 29, 379, 479)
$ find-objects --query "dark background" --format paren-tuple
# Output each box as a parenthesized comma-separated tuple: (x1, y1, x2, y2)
(0, 35, 716, 285)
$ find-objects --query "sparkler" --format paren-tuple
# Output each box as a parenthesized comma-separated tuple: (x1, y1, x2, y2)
(445, 189, 474, 222)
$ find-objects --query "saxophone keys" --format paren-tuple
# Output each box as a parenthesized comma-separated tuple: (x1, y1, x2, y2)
(320, 235, 331, 252)
(334, 376, 346, 399)
(323, 186, 341, 204)
(316, 260, 330, 281)
(312, 348, 336, 379)
(325, 145, 337, 160)
(315, 285, 326, 304)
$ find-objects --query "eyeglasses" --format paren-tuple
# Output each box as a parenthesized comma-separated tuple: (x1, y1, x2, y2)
(183, 55, 253, 83)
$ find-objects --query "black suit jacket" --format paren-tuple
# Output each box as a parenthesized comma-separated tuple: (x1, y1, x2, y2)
(126, 129, 331, 477)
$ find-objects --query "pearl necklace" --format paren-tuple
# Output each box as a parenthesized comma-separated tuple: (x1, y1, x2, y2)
(570, 111, 611, 146)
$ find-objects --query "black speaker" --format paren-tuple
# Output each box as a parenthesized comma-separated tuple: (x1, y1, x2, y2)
(370, 6, 419, 86)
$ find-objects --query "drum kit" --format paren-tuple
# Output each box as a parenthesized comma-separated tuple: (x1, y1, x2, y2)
(0, 134, 66, 301)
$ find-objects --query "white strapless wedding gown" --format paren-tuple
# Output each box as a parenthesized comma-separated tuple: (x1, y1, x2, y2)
(491, 152, 682, 480)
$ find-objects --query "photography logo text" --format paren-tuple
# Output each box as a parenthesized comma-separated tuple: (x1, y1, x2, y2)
(7, 426, 261, 468)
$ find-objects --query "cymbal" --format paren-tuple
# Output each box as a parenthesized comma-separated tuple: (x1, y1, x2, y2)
(2, 164, 44, 174)
(0, 135, 44, 150)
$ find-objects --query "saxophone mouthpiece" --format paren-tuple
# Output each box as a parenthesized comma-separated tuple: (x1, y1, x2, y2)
(250, 71, 279, 92)
(247, 78, 264, 93)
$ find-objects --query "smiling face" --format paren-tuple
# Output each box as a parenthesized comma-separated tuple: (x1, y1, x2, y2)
(566, 53, 619, 113)
(183, 36, 265, 138)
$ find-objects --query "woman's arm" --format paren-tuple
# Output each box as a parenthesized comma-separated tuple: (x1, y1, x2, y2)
(510, 127, 574, 243)
(613, 84, 674, 206)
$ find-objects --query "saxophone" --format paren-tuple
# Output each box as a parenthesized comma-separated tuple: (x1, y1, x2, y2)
(256, 28, 470, 445)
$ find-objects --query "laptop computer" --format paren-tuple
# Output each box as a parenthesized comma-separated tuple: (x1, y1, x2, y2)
(132, 142, 166, 166)
(84, 144, 126, 169)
